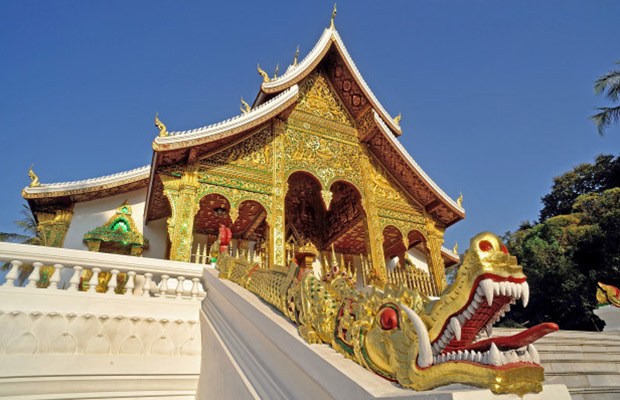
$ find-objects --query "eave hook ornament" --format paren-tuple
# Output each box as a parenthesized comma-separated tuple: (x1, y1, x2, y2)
(257, 63, 270, 83)
(240, 97, 251, 114)
(294, 45, 299, 67)
(330, 3, 337, 29)
(394, 112, 402, 125)
(28, 164, 40, 188)
(457, 192, 464, 208)
(273, 63, 279, 79)
(453, 241, 458, 254)
(155, 112, 168, 137)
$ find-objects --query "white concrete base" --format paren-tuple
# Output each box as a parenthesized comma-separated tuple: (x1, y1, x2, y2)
(0, 355, 199, 399)
(594, 305, 620, 332)
(198, 268, 570, 400)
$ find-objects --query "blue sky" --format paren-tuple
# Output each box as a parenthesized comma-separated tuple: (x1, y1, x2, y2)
(1, 0, 619, 252)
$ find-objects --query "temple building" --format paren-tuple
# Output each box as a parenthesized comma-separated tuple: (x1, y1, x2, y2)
(21, 21, 463, 297)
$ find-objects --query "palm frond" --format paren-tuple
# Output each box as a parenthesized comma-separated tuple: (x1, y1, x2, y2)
(0, 232, 28, 242)
(594, 66, 620, 101)
(591, 105, 620, 136)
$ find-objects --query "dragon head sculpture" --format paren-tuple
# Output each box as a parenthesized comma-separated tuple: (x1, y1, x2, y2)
(353, 232, 558, 396)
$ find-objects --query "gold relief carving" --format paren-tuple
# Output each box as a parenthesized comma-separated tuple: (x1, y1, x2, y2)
(297, 70, 354, 126)
(425, 219, 447, 292)
(36, 208, 74, 248)
(284, 124, 361, 189)
(321, 189, 333, 210)
(356, 107, 375, 139)
(358, 148, 387, 281)
(196, 185, 270, 212)
(160, 171, 200, 262)
(203, 128, 273, 172)
(271, 119, 287, 267)
(229, 207, 239, 223)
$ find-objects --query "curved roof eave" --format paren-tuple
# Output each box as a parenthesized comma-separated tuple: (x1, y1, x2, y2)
(260, 27, 402, 136)
(152, 85, 299, 152)
(373, 111, 465, 218)
(22, 165, 151, 199)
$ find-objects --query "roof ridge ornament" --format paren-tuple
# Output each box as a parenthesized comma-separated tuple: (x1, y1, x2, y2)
(28, 164, 40, 188)
(240, 96, 251, 114)
(330, 3, 337, 30)
(155, 112, 168, 137)
(294, 45, 299, 66)
(457, 192, 463, 208)
(273, 63, 279, 79)
(257, 63, 270, 83)
(394, 112, 401, 125)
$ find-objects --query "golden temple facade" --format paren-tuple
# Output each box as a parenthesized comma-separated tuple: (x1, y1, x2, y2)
(22, 23, 463, 296)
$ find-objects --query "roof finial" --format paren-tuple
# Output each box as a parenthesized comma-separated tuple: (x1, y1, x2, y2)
(257, 63, 270, 83)
(394, 112, 401, 125)
(273, 63, 279, 79)
(453, 241, 458, 255)
(457, 192, 463, 208)
(28, 164, 40, 188)
(155, 112, 168, 137)
(330, 3, 337, 30)
(240, 96, 251, 114)
(294, 45, 299, 67)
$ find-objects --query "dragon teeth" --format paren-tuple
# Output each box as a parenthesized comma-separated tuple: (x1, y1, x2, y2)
(489, 343, 501, 366)
(528, 344, 540, 364)
(480, 280, 494, 306)
(521, 282, 530, 308)
(450, 317, 462, 341)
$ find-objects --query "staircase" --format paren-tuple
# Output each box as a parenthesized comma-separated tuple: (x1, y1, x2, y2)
(496, 328, 620, 400)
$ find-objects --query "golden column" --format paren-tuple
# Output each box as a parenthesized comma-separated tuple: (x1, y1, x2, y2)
(359, 148, 387, 282)
(162, 165, 201, 262)
(425, 221, 448, 295)
(269, 118, 287, 267)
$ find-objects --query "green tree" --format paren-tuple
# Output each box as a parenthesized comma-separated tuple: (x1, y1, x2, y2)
(539, 154, 620, 221)
(591, 61, 620, 135)
(504, 187, 620, 331)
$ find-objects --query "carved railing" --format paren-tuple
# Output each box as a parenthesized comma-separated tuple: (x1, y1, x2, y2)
(387, 266, 436, 297)
(0, 242, 206, 300)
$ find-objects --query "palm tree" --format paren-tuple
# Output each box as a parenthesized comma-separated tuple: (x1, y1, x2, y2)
(1, 203, 41, 285)
(591, 61, 620, 135)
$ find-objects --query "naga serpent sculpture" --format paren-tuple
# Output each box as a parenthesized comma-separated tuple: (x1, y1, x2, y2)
(214, 231, 558, 396)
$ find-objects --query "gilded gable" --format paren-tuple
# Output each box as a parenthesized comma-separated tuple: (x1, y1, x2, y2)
(296, 70, 354, 126)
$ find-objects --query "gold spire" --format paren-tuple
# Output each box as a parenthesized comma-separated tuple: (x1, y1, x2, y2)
(330, 3, 337, 29)
(155, 112, 167, 137)
(453, 241, 458, 254)
(28, 164, 40, 188)
(457, 192, 463, 208)
(273, 63, 279, 79)
(294, 45, 299, 66)
(240, 96, 251, 114)
(257, 63, 270, 83)
(394, 112, 401, 125)
(331, 243, 337, 266)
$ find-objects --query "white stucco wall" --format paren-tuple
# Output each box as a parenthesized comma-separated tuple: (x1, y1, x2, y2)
(407, 247, 429, 274)
(63, 188, 167, 259)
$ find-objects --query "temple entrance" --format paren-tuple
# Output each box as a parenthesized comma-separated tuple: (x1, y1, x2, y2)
(284, 172, 369, 282)
(192, 194, 269, 265)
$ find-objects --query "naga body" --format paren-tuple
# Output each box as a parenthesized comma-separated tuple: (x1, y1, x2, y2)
(215, 232, 558, 396)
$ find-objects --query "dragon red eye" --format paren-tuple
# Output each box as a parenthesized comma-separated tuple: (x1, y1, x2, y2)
(479, 240, 493, 252)
(379, 307, 398, 330)
(501, 245, 509, 254)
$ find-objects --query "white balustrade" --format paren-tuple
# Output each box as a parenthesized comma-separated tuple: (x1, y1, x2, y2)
(67, 265, 83, 291)
(0, 242, 206, 301)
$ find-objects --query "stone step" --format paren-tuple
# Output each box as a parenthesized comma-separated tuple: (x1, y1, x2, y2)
(495, 328, 620, 399)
